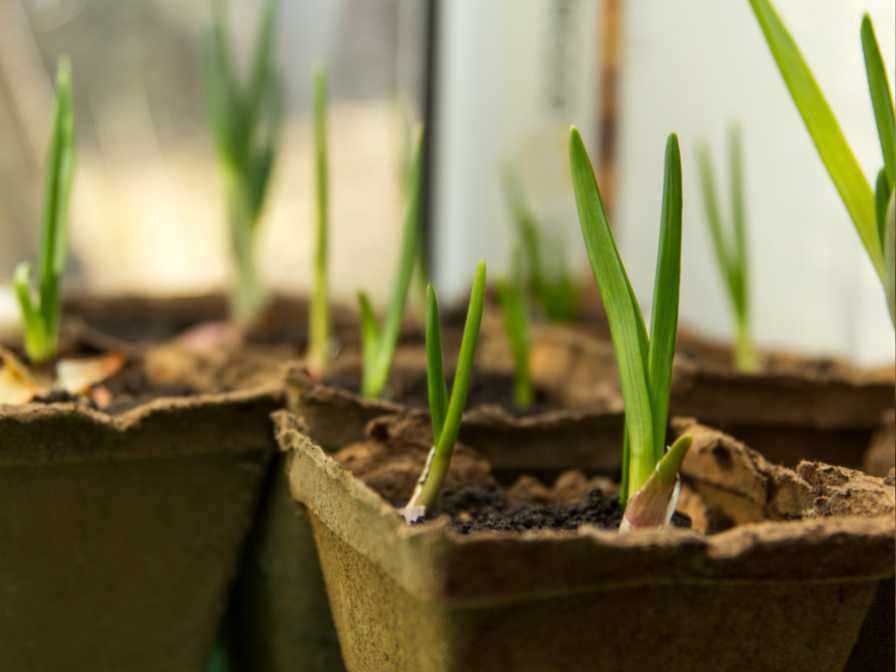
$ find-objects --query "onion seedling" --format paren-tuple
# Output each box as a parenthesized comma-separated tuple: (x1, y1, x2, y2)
(496, 247, 534, 409)
(503, 164, 580, 323)
(569, 128, 692, 529)
(358, 133, 424, 399)
(749, 0, 895, 324)
(202, 0, 282, 323)
(401, 261, 487, 523)
(13, 59, 75, 364)
(697, 126, 759, 372)
(307, 67, 330, 378)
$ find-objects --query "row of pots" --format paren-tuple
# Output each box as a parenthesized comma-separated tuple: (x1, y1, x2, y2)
(1, 292, 893, 671)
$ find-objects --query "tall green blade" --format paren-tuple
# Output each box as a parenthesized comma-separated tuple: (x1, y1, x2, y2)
(357, 291, 380, 376)
(437, 261, 486, 452)
(569, 127, 654, 496)
(861, 15, 896, 186)
(749, 0, 881, 278)
(884, 190, 895, 324)
(697, 144, 736, 301)
(424, 284, 449, 440)
(647, 134, 683, 464)
(496, 246, 533, 409)
(38, 58, 75, 355)
(203, 1, 244, 166)
(246, 0, 278, 134)
(364, 132, 423, 398)
(876, 169, 892, 251)
(308, 67, 330, 376)
(728, 125, 749, 320)
(502, 164, 544, 297)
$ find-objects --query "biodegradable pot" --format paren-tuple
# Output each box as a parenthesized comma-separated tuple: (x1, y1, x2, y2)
(0, 349, 283, 671)
(234, 343, 623, 672)
(227, 454, 344, 672)
(488, 319, 895, 471)
(674, 419, 896, 672)
(670, 341, 895, 469)
(276, 411, 895, 672)
(287, 345, 624, 474)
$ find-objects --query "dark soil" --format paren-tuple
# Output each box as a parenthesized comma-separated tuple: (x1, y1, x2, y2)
(422, 482, 692, 534)
(425, 483, 623, 534)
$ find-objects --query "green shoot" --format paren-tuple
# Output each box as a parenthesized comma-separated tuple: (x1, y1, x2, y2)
(569, 128, 691, 521)
(502, 164, 580, 322)
(13, 59, 76, 364)
(358, 132, 424, 399)
(496, 247, 533, 409)
(749, 1, 895, 323)
(202, 0, 282, 323)
(697, 126, 759, 372)
(307, 67, 330, 378)
(401, 261, 487, 523)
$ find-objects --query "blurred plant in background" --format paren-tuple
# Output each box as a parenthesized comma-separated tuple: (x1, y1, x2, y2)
(202, 0, 282, 322)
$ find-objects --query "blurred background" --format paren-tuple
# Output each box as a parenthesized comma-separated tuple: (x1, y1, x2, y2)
(0, 0, 893, 364)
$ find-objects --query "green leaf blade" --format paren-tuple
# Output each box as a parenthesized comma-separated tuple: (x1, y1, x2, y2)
(647, 134, 683, 464)
(357, 290, 380, 382)
(569, 127, 654, 497)
(364, 131, 423, 399)
(749, 0, 881, 277)
(496, 247, 533, 409)
(424, 284, 449, 440)
(861, 14, 896, 185)
(404, 262, 487, 516)
(437, 261, 487, 453)
(32, 59, 75, 361)
(308, 66, 330, 377)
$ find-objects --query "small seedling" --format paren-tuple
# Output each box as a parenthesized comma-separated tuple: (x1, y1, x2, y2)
(202, 0, 282, 323)
(503, 164, 580, 323)
(570, 128, 692, 529)
(401, 261, 487, 523)
(697, 126, 759, 371)
(496, 247, 534, 409)
(13, 59, 75, 364)
(307, 67, 330, 378)
(358, 133, 424, 399)
(750, 0, 895, 324)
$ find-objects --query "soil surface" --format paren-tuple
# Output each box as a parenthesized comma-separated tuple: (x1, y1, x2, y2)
(23, 332, 282, 415)
(425, 482, 692, 534)
(426, 483, 623, 533)
(334, 417, 691, 535)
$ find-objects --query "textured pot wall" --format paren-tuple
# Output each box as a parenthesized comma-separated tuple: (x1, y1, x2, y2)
(0, 390, 279, 672)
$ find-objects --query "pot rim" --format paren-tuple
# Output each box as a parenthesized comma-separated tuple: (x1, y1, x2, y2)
(276, 410, 895, 606)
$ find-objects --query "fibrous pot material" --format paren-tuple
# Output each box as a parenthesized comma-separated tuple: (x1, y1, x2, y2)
(277, 411, 894, 672)
(0, 349, 283, 672)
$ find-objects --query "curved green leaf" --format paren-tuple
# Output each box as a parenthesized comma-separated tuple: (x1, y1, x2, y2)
(749, 0, 881, 278)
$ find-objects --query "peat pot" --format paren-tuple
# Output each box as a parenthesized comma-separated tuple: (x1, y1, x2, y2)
(276, 411, 895, 672)
(227, 347, 624, 672)
(496, 321, 896, 471)
(0, 349, 282, 671)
